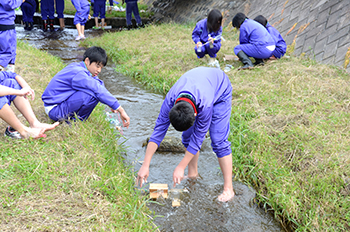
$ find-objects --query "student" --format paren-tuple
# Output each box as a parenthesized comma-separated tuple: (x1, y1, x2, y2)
(122, 0, 144, 30)
(21, 0, 36, 31)
(41, 0, 55, 32)
(254, 15, 287, 60)
(71, 0, 90, 40)
(137, 67, 235, 202)
(55, 0, 65, 30)
(232, 12, 276, 69)
(0, 0, 23, 73)
(192, 9, 223, 67)
(0, 71, 59, 139)
(93, 0, 106, 29)
(42, 46, 130, 128)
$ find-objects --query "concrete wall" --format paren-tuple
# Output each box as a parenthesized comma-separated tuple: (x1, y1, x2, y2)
(144, 0, 350, 73)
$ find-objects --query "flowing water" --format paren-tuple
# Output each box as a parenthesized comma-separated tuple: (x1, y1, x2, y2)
(17, 25, 285, 232)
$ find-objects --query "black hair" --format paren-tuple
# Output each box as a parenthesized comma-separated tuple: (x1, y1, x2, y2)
(254, 15, 268, 27)
(207, 9, 222, 33)
(232, 12, 247, 29)
(169, 101, 196, 132)
(83, 46, 108, 66)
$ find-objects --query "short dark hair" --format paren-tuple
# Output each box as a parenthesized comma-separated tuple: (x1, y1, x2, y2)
(232, 12, 247, 29)
(83, 46, 108, 66)
(169, 101, 196, 131)
(207, 9, 222, 33)
(254, 15, 268, 27)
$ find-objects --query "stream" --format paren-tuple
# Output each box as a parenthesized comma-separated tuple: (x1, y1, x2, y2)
(16, 25, 285, 232)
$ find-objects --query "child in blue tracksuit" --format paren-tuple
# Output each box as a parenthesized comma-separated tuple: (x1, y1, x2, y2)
(93, 0, 106, 29)
(254, 15, 287, 59)
(0, 71, 59, 139)
(232, 12, 276, 69)
(21, 0, 36, 31)
(71, 0, 90, 40)
(122, 0, 143, 30)
(137, 67, 235, 202)
(41, 0, 55, 31)
(192, 9, 223, 66)
(42, 46, 130, 127)
(0, 0, 23, 73)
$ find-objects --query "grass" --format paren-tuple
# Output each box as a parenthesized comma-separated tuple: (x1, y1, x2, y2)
(82, 23, 350, 231)
(63, 0, 153, 18)
(0, 42, 154, 230)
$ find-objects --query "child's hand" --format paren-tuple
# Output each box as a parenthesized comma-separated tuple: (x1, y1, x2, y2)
(196, 42, 202, 48)
(173, 166, 185, 187)
(19, 86, 35, 100)
(88, 14, 91, 20)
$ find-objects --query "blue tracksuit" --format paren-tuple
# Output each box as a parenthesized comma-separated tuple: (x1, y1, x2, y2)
(21, 0, 36, 23)
(55, 0, 65, 19)
(71, 0, 90, 25)
(149, 67, 232, 158)
(266, 23, 287, 59)
(93, 0, 106, 19)
(41, 0, 55, 20)
(125, 0, 142, 26)
(0, 71, 21, 110)
(192, 18, 222, 58)
(0, 0, 22, 67)
(234, 18, 275, 59)
(42, 61, 120, 121)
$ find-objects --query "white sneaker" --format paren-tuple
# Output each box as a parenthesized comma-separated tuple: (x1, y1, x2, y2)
(208, 58, 220, 69)
(75, 35, 81, 41)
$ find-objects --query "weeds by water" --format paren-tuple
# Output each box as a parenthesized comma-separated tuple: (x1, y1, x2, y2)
(0, 42, 153, 230)
(83, 23, 350, 231)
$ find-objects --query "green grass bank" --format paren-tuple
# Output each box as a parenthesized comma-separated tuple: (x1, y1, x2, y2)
(82, 23, 350, 231)
(0, 42, 154, 230)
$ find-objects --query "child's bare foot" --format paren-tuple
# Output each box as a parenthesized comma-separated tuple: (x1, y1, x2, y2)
(218, 189, 235, 202)
(20, 126, 46, 139)
(32, 121, 59, 133)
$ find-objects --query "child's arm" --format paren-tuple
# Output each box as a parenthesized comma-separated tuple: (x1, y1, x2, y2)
(0, 85, 34, 100)
(14, 75, 35, 100)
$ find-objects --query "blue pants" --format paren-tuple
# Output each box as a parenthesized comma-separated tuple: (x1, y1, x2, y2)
(74, 5, 90, 25)
(126, 1, 142, 26)
(0, 79, 21, 110)
(182, 84, 232, 158)
(93, 0, 106, 18)
(41, 0, 55, 20)
(0, 30, 16, 67)
(21, 1, 36, 22)
(48, 91, 99, 121)
(272, 47, 285, 59)
(234, 44, 273, 59)
(55, 0, 65, 18)
(194, 43, 220, 58)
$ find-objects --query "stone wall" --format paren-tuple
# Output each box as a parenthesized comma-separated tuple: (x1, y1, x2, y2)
(142, 0, 350, 73)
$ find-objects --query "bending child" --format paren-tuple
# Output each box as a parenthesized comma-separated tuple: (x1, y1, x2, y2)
(0, 71, 59, 139)
(192, 9, 223, 67)
(232, 12, 276, 69)
(42, 46, 130, 127)
(137, 67, 235, 202)
(254, 15, 287, 60)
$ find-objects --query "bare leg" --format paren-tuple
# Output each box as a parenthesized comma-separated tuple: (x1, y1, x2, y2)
(13, 96, 59, 132)
(75, 23, 82, 36)
(101, 18, 105, 29)
(94, 17, 99, 28)
(0, 104, 45, 138)
(81, 25, 85, 37)
(187, 151, 199, 178)
(217, 154, 235, 202)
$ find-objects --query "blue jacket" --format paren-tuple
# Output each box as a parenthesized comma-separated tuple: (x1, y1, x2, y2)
(42, 61, 120, 110)
(192, 18, 222, 49)
(149, 67, 231, 156)
(0, 0, 23, 25)
(71, 0, 90, 12)
(266, 23, 287, 58)
(239, 18, 275, 47)
(0, 71, 16, 83)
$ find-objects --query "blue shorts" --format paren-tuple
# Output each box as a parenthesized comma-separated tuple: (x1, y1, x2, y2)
(0, 79, 21, 110)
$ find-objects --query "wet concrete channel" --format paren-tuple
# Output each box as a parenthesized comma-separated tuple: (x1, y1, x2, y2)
(16, 25, 285, 232)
